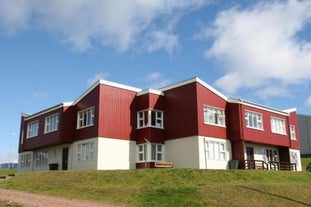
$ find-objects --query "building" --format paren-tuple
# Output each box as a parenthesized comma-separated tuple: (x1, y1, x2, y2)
(297, 114, 311, 157)
(18, 77, 302, 173)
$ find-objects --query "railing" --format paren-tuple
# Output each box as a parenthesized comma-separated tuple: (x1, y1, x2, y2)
(244, 160, 268, 170)
(269, 161, 297, 171)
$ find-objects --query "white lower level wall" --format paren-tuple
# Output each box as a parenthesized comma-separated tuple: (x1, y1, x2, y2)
(165, 136, 232, 169)
(289, 149, 302, 171)
(199, 136, 232, 170)
(97, 137, 136, 170)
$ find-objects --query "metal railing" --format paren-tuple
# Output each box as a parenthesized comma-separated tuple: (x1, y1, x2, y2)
(244, 160, 268, 170)
(269, 161, 297, 171)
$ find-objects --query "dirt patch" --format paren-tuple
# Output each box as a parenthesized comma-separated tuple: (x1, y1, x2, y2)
(0, 188, 123, 207)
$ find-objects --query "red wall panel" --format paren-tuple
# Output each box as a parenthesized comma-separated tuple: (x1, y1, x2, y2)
(196, 83, 227, 139)
(288, 111, 300, 150)
(164, 83, 198, 139)
(19, 107, 64, 151)
(75, 85, 100, 141)
(98, 85, 137, 140)
(240, 105, 290, 147)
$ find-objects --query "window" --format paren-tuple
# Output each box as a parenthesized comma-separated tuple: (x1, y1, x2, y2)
(137, 110, 164, 128)
(35, 152, 48, 167)
(77, 142, 94, 161)
(20, 154, 31, 168)
(27, 121, 39, 138)
(77, 107, 95, 129)
(290, 151, 298, 164)
(203, 106, 225, 126)
(138, 144, 146, 161)
(151, 144, 163, 161)
(245, 111, 263, 130)
(45, 114, 59, 133)
(290, 125, 296, 140)
(205, 141, 226, 160)
(271, 117, 286, 135)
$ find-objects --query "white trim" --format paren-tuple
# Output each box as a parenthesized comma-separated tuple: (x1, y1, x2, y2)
(23, 102, 73, 121)
(137, 89, 164, 96)
(74, 79, 141, 105)
(228, 98, 290, 116)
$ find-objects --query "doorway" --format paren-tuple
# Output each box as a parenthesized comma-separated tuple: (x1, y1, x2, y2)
(246, 147, 254, 160)
(62, 147, 69, 170)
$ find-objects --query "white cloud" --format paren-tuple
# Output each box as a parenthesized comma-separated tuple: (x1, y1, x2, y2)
(205, 0, 311, 97)
(6, 132, 17, 136)
(0, 0, 208, 52)
(144, 72, 172, 89)
(87, 72, 109, 87)
(306, 95, 311, 106)
(32, 91, 48, 98)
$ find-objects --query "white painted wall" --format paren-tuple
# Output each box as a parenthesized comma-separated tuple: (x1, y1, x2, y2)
(165, 136, 232, 169)
(97, 137, 136, 170)
(244, 142, 279, 162)
(71, 138, 98, 170)
(165, 136, 200, 168)
(18, 151, 34, 174)
(289, 149, 302, 171)
(198, 136, 232, 170)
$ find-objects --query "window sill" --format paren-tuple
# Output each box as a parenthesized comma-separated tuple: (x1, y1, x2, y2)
(245, 126, 264, 131)
(76, 124, 94, 130)
(137, 126, 164, 130)
(203, 122, 226, 128)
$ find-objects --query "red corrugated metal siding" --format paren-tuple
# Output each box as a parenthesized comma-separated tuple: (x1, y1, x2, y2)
(60, 106, 76, 143)
(20, 108, 64, 151)
(136, 93, 164, 111)
(98, 84, 137, 140)
(136, 128, 165, 144)
(164, 83, 198, 139)
(241, 105, 290, 147)
(231, 140, 245, 167)
(288, 111, 300, 150)
(196, 83, 227, 139)
(226, 103, 243, 141)
(18, 116, 26, 153)
(75, 85, 100, 141)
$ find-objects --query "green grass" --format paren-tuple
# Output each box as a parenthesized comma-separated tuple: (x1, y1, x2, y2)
(0, 168, 17, 177)
(0, 169, 310, 207)
(302, 157, 311, 171)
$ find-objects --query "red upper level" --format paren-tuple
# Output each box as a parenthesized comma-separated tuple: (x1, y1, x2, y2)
(18, 77, 300, 152)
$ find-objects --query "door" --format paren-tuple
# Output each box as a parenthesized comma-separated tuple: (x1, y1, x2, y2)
(62, 147, 69, 170)
(246, 147, 255, 169)
(246, 147, 254, 160)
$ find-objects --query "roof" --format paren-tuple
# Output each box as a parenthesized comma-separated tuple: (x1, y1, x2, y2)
(228, 98, 296, 116)
(160, 77, 228, 101)
(23, 102, 73, 120)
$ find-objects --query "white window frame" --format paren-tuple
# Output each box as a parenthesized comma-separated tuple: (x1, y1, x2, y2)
(45, 114, 59, 133)
(205, 141, 226, 160)
(270, 117, 286, 135)
(20, 153, 31, 168)
(151, 144, 163, 161)
(27, 121, 39, 138)
(35, 151, 48, 167)
(137, 109, 164, 129)
(245, 111, 263, 130)
(290, 125, 296, 140)
(203, 106, 226, 127)
(77, 107, 95, 129)
(77, 142, 94, 161)
(137, 144, 146, 162)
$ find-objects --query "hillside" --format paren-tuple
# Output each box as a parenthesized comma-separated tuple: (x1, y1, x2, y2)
(0, 169, 310, 207)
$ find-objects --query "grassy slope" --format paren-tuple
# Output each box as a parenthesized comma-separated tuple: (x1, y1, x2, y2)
(0, 169, 310, 207)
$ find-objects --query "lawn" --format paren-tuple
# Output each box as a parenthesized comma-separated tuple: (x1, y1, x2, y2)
(0, 169, 310, 207)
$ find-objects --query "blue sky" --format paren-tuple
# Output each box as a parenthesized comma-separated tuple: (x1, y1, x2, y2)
(1, 0, 311, 163)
